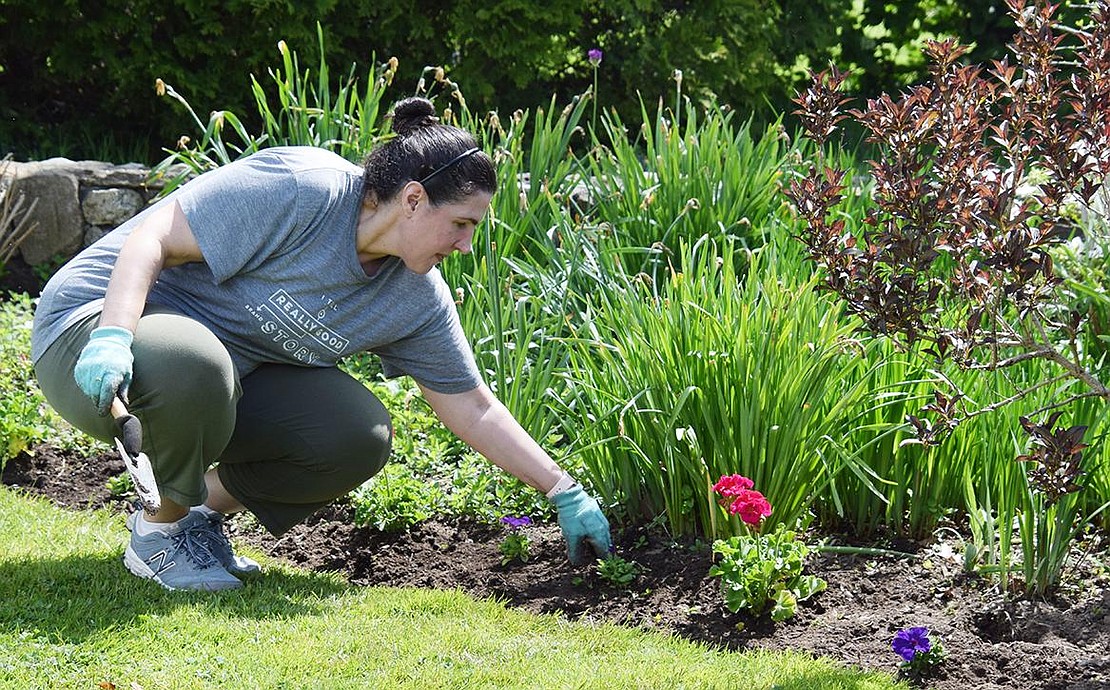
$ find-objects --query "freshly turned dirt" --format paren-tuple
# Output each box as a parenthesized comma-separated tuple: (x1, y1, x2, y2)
(4, 445, 1109, 690)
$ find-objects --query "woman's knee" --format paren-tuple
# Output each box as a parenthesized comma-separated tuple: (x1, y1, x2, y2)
(289, 366, 393, 487)
(324, 419, 393, 489)
(131, 312, 238, 408)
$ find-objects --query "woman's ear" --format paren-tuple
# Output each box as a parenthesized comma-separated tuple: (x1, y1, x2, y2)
(402, 181, 425, 216)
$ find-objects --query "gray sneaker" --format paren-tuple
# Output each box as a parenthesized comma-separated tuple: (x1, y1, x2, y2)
(123, 512, 243, 591)
(193, 511, 262, 577)
(127, 509, 261, 578)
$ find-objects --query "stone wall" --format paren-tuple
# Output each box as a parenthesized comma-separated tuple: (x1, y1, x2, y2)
(1, 158, 173, 267)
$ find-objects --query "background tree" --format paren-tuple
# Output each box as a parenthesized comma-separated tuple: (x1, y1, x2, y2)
(1, 0, 1020, 163)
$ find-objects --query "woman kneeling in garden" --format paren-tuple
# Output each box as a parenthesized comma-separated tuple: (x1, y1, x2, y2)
(30, 97, 611, 591)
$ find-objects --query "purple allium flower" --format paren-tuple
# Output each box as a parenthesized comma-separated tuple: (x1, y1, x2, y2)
(588, 48, 603, 66)
(892, 626, 932, 663)
(500, 515, 532, 530)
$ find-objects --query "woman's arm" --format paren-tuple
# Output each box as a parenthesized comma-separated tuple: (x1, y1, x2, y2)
(418, 381, 612, 564)
(73, 199, 205, 414)
(417, 382, 565, 492)
(98, 199, 204, 332)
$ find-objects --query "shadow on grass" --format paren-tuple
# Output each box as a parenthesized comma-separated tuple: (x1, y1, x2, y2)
(0, 551, 350, 643)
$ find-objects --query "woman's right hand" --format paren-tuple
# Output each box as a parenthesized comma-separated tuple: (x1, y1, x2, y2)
(73, 326, 134, 415)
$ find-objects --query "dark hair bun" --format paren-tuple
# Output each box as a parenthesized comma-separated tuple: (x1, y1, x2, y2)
(390, 97, 438, 136)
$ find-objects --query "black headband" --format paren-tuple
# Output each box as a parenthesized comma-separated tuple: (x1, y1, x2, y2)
(417, 147, 480, 186)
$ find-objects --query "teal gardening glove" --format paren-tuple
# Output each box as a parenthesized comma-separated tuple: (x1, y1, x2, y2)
(549, 477, 612, 565)
(73, 326, 134, 416)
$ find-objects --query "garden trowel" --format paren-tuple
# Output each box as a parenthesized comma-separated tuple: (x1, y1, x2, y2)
(110, 397, 161, 514)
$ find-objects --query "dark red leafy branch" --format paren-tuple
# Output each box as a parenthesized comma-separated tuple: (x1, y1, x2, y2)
(784, 0, 1110, 474)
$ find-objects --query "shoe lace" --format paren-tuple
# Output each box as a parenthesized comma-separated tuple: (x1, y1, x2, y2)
(170, 522, 221, 568)
(196, 515, 234, 559)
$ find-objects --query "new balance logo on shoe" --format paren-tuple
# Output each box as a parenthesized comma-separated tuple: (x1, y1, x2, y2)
(144, 549, 176, 576)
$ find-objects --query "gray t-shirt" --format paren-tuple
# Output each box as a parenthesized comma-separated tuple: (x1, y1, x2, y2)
(32, 146, 483, 394)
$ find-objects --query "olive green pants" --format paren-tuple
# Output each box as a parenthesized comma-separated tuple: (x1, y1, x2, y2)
(35, 307, 392, 535)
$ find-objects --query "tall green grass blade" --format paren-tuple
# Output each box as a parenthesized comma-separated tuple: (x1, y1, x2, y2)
(561, 233, 890, 538)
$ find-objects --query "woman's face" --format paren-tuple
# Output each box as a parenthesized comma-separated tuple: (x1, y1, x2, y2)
(404, 191, 493, 274)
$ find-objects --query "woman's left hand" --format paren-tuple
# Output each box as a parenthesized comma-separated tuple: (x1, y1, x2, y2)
(550, 484, 612, 564)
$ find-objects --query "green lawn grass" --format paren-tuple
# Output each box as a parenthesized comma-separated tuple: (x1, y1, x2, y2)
(0, 487, 905, 690)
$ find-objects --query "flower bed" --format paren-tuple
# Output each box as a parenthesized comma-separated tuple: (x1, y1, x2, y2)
(4, 444, 1108, 690)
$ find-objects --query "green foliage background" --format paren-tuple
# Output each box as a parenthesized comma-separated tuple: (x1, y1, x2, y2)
(1, 0, 1108, 594)
(0, 0, 1028, 163)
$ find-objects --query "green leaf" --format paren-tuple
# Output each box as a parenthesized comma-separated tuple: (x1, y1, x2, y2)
(770, 589, 797, 622)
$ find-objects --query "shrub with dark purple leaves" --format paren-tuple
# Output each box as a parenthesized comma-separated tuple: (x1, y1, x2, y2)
(784, 0, 1110, 495)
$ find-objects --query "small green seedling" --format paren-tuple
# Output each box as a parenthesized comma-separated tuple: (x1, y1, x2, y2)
(105, 472, 133, 499)
(596, 553, 640, 587)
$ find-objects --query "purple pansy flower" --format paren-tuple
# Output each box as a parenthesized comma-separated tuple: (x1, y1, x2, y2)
(588, 48, 603, 66)
(892, 626, 932, 663)
(500, 515, 532, 530)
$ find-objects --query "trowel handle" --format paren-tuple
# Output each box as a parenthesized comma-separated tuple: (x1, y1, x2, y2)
(108, 396, 161, 515)
(110, 397, 143, 456)
(110, 396, 129, 420)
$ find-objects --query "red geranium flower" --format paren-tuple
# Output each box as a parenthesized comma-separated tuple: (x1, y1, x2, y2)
(713, 474, 773, 526)
(730, 489, 773, 526)
(712, 474, 754, 497)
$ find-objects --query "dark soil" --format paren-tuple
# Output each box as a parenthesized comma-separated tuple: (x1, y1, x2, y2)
(4, 445, 1109, 690)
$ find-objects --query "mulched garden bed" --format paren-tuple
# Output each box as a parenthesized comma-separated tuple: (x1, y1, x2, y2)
(4, 445, 1108, 690)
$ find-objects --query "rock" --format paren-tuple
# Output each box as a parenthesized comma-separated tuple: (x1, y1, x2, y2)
(8, 161, 83, 266)
(82, 223, 113, 247)
(1, 158, 166, 269)
(81, 187, 144, 226)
